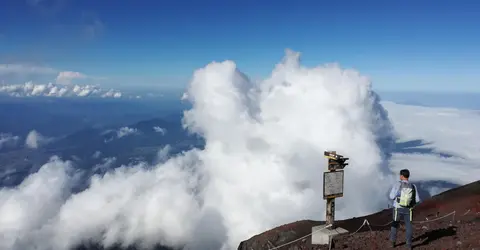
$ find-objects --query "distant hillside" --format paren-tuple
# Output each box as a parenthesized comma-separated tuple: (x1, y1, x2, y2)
(238, 180, 480, 249)
(45, 116, 202, 159)
(0, 116, 204, 189)
(0, 96, 182, 137)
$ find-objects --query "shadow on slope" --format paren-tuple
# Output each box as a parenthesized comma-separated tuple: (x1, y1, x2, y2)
(412, 226, 457, 248)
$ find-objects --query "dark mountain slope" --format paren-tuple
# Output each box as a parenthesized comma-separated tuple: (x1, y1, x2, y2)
(238, 180, 480, 250)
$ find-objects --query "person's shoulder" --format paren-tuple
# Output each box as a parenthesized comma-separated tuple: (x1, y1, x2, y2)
(411, 183, 420, 193)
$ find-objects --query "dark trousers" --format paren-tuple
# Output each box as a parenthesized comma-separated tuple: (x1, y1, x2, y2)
(390, 207, 413, 246)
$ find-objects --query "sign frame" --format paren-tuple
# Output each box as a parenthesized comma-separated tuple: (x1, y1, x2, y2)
(323, 170, 344, 199)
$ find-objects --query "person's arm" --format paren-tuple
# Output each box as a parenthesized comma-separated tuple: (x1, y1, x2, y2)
(389, 182, 400, 200)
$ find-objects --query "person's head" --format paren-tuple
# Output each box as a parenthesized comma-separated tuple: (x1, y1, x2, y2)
(400, 169, 410, 180)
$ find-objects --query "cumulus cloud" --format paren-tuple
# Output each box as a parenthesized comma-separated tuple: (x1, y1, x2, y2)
(0, 63, 127, 98)
(0, 82, 124, 98)
(153, 126, 166, 135)
(0, 133, 20, 150)
(56, 71, 86, 85)
(25, 130, 53, 149)
(0, 156, 74, 250)
(0, 50, 396, 250)
(102, 127, 139, 143)
(116, 127, 138, 138)
(101, 89, 122, 98)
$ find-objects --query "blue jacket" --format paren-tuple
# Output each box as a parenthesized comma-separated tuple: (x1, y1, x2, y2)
(389, 180, 421, 208)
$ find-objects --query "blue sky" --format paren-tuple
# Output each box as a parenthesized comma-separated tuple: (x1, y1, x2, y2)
(0, 0, 479, 92)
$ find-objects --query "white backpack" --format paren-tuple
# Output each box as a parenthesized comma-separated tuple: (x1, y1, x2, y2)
(398, 181, 416, 207)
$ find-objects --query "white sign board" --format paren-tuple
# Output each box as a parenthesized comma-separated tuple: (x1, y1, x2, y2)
(323, 171, 344, 199)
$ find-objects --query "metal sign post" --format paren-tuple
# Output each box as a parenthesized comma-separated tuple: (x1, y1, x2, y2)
(311, 151, 350, 246)
(323, 151, 348, 228)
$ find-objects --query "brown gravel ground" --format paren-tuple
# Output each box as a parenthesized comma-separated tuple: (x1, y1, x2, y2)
(238, 180, 480, 250)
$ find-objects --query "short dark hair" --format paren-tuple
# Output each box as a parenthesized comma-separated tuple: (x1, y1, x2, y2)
(400, 169, 410, 178)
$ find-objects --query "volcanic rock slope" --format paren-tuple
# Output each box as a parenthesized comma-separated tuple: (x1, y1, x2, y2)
(238, 180, 480, 250)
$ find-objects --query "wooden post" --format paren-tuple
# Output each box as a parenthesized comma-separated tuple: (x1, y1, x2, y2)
(317, 151, 348, 247)
(323, 151, 347, 229)
(326, 197, 335, 226)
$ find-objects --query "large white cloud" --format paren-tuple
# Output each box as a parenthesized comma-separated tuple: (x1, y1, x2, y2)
(0, 157, 74, 250)
(0, 50, 396, 250)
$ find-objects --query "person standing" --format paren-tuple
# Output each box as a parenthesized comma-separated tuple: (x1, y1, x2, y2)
(389, 169, 421, 249)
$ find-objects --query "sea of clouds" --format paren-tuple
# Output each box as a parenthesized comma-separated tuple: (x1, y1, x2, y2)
(0, 50, 397, 250)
